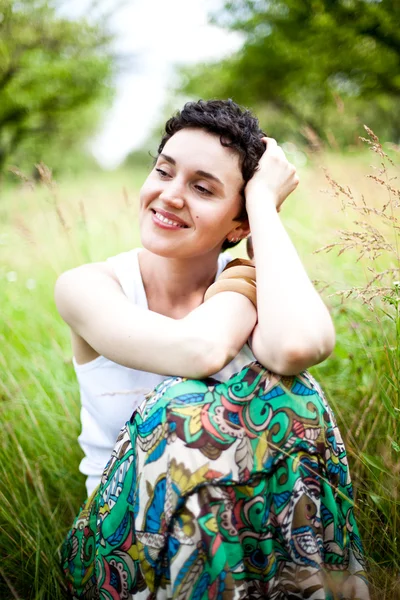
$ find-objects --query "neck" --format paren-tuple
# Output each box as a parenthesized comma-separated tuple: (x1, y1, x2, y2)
(138, 247, 222, 316)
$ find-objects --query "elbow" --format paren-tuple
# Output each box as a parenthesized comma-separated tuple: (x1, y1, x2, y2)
(253, 322, 336, 376)
(278, 345, 334, 376)
(194, 340, 238, 379)
(275, 328, 336, 375)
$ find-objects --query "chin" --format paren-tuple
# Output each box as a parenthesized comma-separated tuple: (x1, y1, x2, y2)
(141, 233, 222, 261)
(140, 230, 185, 258)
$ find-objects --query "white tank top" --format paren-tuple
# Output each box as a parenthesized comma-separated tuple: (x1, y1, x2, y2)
(74, 248, 255, 496)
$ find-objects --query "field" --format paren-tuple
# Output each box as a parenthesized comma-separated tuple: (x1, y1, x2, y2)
(0, 139, 399, 599)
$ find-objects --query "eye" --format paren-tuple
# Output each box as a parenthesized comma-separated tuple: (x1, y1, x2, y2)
(195, 184, 212, 196)
(155, 167, 170, 178)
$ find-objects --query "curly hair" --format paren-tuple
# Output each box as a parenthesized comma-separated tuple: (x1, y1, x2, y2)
(157, 99, 267, 251)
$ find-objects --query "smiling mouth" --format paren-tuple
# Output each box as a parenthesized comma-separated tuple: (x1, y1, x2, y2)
(151, 210, 189, 228)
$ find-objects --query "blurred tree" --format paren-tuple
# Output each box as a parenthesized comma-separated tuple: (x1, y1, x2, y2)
(0, 0, 116, 176)
(180, 0, 400, 147)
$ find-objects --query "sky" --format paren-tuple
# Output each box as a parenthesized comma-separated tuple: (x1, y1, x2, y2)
(62, 0, 243, 168)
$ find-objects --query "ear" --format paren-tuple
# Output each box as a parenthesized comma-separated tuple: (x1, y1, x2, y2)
(227, 218, 250, 243)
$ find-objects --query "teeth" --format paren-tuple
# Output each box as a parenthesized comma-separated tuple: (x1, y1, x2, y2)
(155, 211, 186, 227)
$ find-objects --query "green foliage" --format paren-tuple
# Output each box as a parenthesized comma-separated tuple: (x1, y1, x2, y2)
(311, 300, 400, 595)
(310, 134, 400, 594)
(123, 148, 156, 172)
(0, 0, 115, 176)
(180, 0, 400, 147)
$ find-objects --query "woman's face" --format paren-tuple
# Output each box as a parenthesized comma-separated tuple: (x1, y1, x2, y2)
(139, 128, 247, 259)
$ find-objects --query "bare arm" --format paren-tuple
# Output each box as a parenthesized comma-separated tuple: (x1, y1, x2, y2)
(246, 138, 336, 375)
(55, 262, 257, 378)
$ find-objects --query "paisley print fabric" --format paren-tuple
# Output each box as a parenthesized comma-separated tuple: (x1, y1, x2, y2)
(61, 362, 369, 599)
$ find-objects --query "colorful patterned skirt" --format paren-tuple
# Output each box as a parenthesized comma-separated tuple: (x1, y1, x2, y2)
(61, 362, 369, 599)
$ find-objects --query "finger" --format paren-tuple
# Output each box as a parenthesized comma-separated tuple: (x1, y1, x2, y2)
(263, 139, 289, 161)
(275, 146, 287, 159)
(262, 137, 277, 150)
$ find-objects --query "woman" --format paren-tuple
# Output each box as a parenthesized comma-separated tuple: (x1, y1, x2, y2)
(57, 100, 369, 598)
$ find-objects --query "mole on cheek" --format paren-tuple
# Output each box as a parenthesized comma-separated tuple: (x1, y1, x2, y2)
(195, 215, 199, 219)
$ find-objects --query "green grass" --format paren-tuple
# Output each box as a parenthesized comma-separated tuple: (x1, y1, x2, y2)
(0, 151, 399, 599)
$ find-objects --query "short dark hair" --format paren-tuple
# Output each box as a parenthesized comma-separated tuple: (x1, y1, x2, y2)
(158, 99, 266, 251)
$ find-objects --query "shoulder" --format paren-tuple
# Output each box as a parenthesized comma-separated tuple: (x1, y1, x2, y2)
(56, 250, 133, 290)
(56, 261, 118, 292)
(54, 260, 121, 322)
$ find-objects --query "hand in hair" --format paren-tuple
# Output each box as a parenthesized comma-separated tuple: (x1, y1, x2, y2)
(245, 137, 299, 212)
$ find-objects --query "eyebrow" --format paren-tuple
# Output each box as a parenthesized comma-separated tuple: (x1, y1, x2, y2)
(159, 153, 224, 188)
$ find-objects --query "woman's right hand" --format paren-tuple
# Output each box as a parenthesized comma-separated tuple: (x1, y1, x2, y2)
(245, 137, 299, 213)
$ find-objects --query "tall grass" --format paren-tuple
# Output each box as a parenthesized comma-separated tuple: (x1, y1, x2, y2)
(0, 138, 399, 599)
(310, 129, 400, 598)
(0, 166, 145, 600)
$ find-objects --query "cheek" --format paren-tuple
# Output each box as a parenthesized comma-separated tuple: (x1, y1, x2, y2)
(139, 186, 152, 210)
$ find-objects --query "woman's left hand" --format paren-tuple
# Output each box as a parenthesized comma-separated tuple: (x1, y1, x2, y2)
(245, 137, 299, 212)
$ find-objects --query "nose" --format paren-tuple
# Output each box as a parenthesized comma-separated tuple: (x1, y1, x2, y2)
(159, 179, 185, 209)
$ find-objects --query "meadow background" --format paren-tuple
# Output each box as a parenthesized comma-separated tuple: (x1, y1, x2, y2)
(1, 0, 400, 599)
